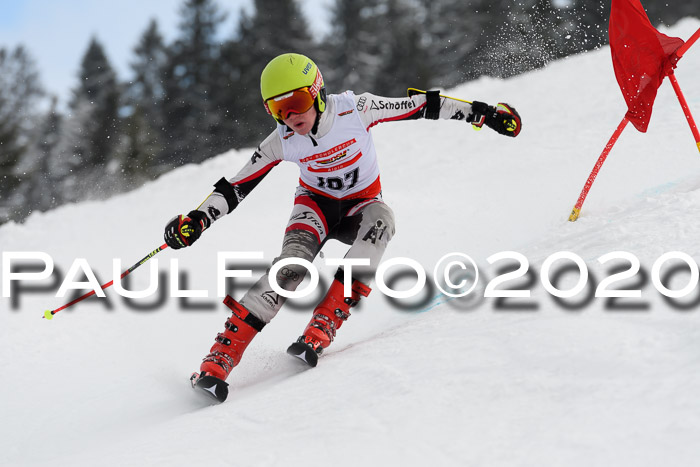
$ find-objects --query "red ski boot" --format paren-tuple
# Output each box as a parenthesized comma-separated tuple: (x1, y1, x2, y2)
(287, 274, 371, 367)
(191, 296, 265, 402)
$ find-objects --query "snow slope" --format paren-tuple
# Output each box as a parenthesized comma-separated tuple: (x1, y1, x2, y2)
(2, 18, 700, 466)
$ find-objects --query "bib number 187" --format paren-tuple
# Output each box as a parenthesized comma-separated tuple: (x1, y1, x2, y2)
(317, 167, 359, 191)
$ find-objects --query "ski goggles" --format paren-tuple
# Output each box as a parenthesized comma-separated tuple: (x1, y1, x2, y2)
(264, 87, 315, 121)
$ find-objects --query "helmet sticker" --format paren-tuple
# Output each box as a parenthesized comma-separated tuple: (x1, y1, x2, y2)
(309, 69, 323, 99)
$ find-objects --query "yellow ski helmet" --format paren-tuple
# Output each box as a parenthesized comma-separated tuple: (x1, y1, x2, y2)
(261, 53, 326, 123)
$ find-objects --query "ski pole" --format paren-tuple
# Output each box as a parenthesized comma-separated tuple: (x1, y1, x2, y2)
(408, 88, 487, 132)
(407, 88, 473, 105)
(43, 243, 168, 320)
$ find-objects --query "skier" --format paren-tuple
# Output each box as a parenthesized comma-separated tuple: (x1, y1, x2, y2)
(164, 52, 521, 402)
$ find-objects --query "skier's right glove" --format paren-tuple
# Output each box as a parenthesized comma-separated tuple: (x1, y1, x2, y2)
(164, 210, 210, 249)
(468, 101, 521, 137)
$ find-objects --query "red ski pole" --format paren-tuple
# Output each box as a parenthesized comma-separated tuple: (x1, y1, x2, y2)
(43, 243, 168, 320)
(568, 116, 630, 221)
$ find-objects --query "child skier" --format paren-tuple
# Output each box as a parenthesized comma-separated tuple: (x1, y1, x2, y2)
(164, 52, 521, 402)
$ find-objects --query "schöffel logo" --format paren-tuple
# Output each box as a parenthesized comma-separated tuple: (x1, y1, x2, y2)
(370, 100, 416, 111)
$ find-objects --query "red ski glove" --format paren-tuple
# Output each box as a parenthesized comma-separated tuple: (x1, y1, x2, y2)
(164, 210, 210, 249)
(468, 101, 522, 137)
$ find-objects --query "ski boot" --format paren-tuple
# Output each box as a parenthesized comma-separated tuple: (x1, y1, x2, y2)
(191, 296, 265, 402)
(287, 273, 370, 367)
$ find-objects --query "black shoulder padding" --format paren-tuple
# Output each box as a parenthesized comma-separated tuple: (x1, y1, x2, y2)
(213, 177, 238, 213)
(425, 90, 441, 120)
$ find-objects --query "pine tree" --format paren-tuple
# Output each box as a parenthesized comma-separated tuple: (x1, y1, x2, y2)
(53, 97, 89, 203)
(323, 0, 385, 93)
(57, 37, 122, 202)
(119, 106, 160, 189)
(212, 14, 246, 151)
(161, 0, 227, 164)
(69, 37, 121, 167)
(127, 19, 168, 170)
(229, 0, 317, 145)
(19, 96, 62, 217)
(0, 46, 44, 223)
(422, 0, 495, 88)
(371, 0, 432, 95)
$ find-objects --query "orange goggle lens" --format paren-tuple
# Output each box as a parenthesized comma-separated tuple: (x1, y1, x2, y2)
(265, 88, 315, 120)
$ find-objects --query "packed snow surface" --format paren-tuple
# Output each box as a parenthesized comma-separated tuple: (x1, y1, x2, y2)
(2, 18, 700, 467)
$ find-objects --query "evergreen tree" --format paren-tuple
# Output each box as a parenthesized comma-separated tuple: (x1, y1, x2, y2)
(0, 46, 43, 223)
(52, 97, 89, 203)
(79, 37, 121, 165)
(19, 96, 62, 218)
(127, 19, 168, 170)
(58, 37, 122, 201)
(212, 16, 246, 151)
(231, 0, 317, 145)
(162, 0, 227, 164)
(422, 0, 495, 88)
(119, 106, 159, 188)
(323, 0, 385, 93)
(365, 0, 431, 95)
(69, 37, 121, 167)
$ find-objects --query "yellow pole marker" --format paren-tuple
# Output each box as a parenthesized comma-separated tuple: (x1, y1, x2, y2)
(568, 207, 581, 223)
(44, 310, 54, 320)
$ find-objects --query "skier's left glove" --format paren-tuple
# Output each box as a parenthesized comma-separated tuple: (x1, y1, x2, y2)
(164, 210, 210, 249)
(468, 101, 521, 137)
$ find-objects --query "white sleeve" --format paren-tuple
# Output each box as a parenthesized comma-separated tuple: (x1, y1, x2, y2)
(353, 92, 474, 130)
